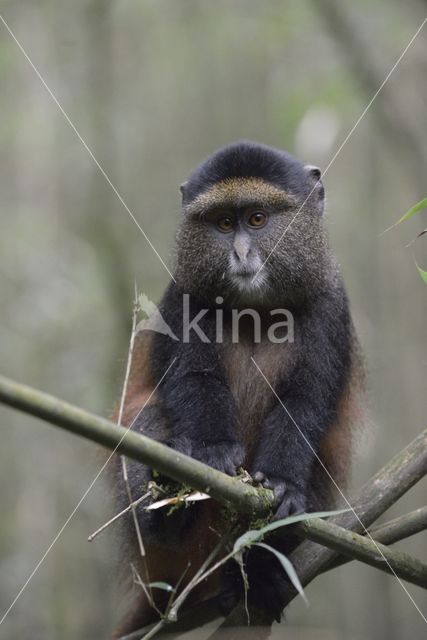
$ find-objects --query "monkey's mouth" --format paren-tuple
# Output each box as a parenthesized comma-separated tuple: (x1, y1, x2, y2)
(231, 267, 256, 278)
(227, 268, 267, 296)
(226, 255, 267, 296)
(229, 269, 259, 288)
(228, 256, 262, 278)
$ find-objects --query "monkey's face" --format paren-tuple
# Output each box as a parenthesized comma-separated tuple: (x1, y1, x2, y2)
(175, 143, 333, 309)
(175, 176, 330, 309)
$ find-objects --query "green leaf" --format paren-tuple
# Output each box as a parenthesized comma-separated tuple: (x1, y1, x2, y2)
(397, 198, 427, 225)
(416, 265, 427, 285)
(148, 581, 174, 592)
(233, 508, 349, 553)
(381, 197, 427, 235)
(412, 229, 427, 285)
(233, 529, 265, 552)
(255, 542, 308, 606)
(253, 508, 349, 537)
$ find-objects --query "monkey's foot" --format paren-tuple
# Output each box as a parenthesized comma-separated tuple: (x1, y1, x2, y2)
(221, 547, 294, 623)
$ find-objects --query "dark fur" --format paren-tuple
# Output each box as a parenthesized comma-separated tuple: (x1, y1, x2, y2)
(181, 140, 324, 205)
(112, 141, 362, 636)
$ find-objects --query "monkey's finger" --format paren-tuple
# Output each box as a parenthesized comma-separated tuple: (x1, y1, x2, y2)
(223, 461, 239, 476)
(274, 496, 293, 520)
(253, 471, 266, 484)
(272, 482, 287, 506)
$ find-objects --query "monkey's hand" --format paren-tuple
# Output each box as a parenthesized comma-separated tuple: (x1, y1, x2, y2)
(253, 472, 306, 519)
(167, 437, 245, 476)
(194, 441, 245, 476)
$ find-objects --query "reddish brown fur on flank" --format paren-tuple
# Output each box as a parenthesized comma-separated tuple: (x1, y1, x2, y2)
(111, 332, 156, 426)
(314, 356, 365, 508)
(112, 502, 223, 638)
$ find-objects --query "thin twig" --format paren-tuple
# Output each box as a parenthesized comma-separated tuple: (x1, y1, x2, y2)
(88, 491, 150, 541)
(122, 533, 235, 640)
(131, 564, 163, 617)
(117, 280, 139, 447)
(118, 282, 146, 557)
(167, 531, 234, 622)
(140, 619, 166, 640)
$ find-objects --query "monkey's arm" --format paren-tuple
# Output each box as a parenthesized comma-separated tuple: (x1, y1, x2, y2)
(151, 286, 244, 475)
(159, 355, 244, 474)
(252, 296, 353, 518)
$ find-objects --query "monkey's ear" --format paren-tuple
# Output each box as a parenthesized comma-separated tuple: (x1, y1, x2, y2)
(305, 165, 321, 181)
(179, 181, 188, 206)
(304, 164, 324, 211)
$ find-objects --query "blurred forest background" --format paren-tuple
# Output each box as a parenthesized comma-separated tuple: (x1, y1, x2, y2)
(0, 1, 426, 639)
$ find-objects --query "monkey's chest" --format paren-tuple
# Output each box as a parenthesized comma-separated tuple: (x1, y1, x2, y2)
(219, 337, 290, 454)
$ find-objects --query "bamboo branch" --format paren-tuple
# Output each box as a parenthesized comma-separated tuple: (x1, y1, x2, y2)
(369, 506, 427, 545)
(326, 506, 427, 572)
(0, 374, 272, 517)
(297, 518, 427, 587)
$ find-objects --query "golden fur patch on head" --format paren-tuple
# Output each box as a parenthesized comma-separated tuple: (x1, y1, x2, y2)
(184, 177, 296, 216)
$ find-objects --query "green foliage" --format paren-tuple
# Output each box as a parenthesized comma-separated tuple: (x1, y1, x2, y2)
(231, 509, 349, 605)
(233, 508, 349, 553)
(395, 198, 427, 226)
(415, 264, 427, 285)
(385, 198, 427, 285)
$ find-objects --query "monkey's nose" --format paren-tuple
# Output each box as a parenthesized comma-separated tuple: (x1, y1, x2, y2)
(233, 248, 251, 263)
(233, 236, 251, 263)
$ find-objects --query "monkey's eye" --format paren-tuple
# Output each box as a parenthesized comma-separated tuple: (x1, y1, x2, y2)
(216, 216, 234, 233)
(248, 212, 268, 228)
